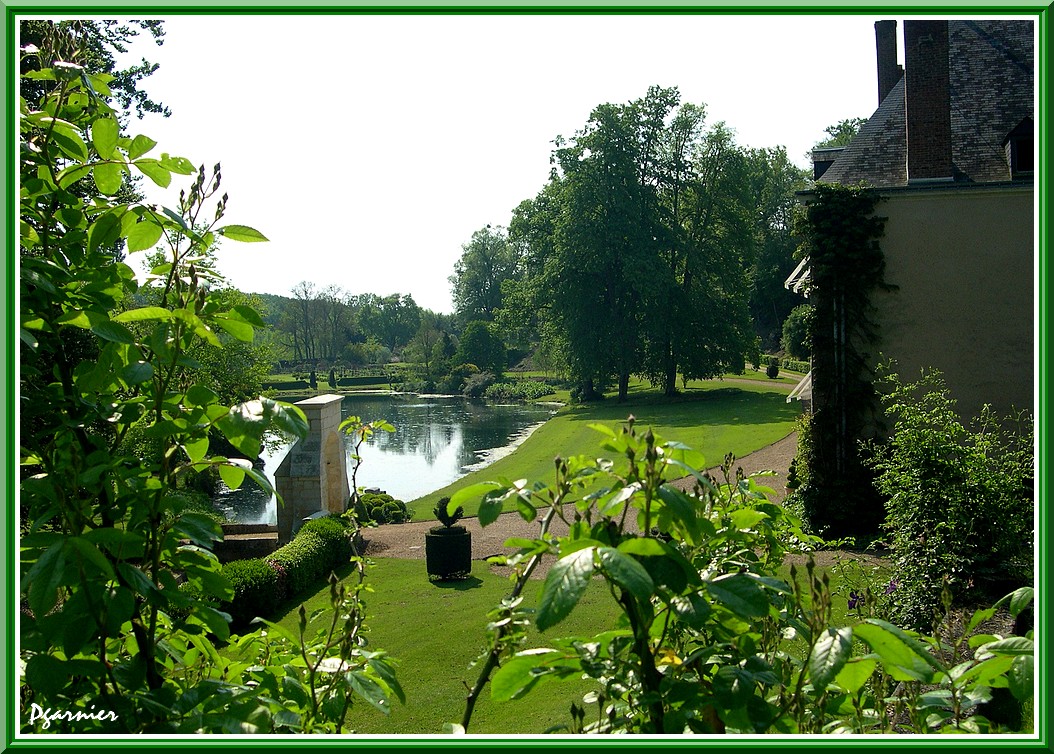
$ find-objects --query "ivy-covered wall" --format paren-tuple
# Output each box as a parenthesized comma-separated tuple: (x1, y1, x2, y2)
(792, 184, 892, 537)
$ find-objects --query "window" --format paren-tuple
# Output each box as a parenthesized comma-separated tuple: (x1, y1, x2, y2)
(1004, 117, 1033, 178)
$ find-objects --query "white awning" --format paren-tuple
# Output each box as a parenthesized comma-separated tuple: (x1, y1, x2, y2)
(784, 257, 811, 296)
(787, 370, 812, 403)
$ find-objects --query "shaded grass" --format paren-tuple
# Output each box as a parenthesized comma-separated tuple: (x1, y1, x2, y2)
(273, 558, 621, 735)
(408, 383, 802, 520)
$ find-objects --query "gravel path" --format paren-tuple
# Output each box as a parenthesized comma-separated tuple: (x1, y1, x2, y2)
(359, 431, 799, 579)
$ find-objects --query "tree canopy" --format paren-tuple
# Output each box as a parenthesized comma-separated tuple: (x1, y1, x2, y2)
(500, 86, 769, 400)
(449, 225, 519, 326)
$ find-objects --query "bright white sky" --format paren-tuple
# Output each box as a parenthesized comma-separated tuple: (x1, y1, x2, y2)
(108, 13, 900, 314)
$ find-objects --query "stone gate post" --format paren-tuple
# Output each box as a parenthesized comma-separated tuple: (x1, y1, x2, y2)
(274, 394, 349, 544)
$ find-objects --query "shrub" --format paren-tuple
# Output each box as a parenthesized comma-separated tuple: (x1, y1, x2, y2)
(268, 515, 354, 595)
(483, 380, 554, 402)
(462, 370, 497, 398)
(781, 304, 813, 360)
(765, 362, 780, 379)
(438, 363, 479, 395)
(780, 358, 810, 373)
(867, 367, 1034, 631)
(351, 492, 411, 525)
(221, 558, 280, 627)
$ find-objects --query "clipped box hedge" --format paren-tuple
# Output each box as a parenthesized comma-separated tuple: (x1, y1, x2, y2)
(261, 379, 309, 391)
(266, 515, 355, 597)
(193, 515, 355, 630)
(337, 375, 390, 387)
(220, 557, 280, 627)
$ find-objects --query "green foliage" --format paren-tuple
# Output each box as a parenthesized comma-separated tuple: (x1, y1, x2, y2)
(462, 370, 497, 398)
(352, 492, 411, 526)
(357, 293, 422, 354)
(221, 558, 280, 627)
(766, 362, 780, 379)
(780, 304, 813, 360)
(17, 32, 397, 733)
(781, 357, 810, 373)
(433, 496, 464, 528)
(225, 571, 404, 733)
(342, 416, 396, 514)
(450, 225, 519, 326)
(793, 183, 892, 537)
(505, 87, 763, 401)
(483, 380, 554, 402)
(782, 412, 815, 533)
(744, 147, 812, 351)
(813, 117, 867, 149)
(867, 368, 1034, 632)
(437, 363, 479, 395)
(456, 320, 507, 377)
(455, 420, 1033, 735)
(268, 516, 354, 596)
(165, 488, 227, 527)
(20, 19, 170, 120)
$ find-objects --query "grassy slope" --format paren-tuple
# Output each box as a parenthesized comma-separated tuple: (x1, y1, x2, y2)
(275, 559, 621, 735)
(408, 381, 802, 520)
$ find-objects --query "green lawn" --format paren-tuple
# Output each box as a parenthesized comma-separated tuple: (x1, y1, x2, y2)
(269, 550, 889, 735)
(408, 382, 802, 520)
(273, 558, 621, 734)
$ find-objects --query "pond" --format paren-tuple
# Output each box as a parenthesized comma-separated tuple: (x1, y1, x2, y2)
(212, 394, 558, 524)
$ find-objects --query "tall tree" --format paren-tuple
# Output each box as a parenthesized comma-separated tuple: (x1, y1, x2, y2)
(544, 87, 677, 401)
(813, 117, 867, 149)
(743, 147, 811, 350)
(287, 280, 322, 361)
(20, 19, 170, 121)
(359, 293, 421, 354)
(455, 320, 507, 377)
(406, 311, 445, 375)
(641, 117, 758, 395)
(449, 225, 519, 326)
(514, 87, 759, 400)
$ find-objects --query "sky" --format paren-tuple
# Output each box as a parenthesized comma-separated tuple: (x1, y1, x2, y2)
(104, 13, 901, 314)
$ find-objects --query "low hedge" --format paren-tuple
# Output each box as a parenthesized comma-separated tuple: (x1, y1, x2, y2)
(187, 515, 356, 630)
(220, 558, 280, 627)
(781, 358, 810, 373)
(261, 379, 309, 391)
(267, 515, 354, 596)
(338, 375, 391, 387)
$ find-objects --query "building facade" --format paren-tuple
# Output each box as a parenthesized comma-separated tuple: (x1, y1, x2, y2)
(790, 19, 1035, 424)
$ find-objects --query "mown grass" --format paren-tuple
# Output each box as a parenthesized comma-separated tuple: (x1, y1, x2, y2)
(273, 558, 622, 734)
(269, 550, 891, 735)
(408, 382, 802, 520)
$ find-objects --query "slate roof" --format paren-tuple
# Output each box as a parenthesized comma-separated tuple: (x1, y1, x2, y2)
(819, 20, 1034, 188)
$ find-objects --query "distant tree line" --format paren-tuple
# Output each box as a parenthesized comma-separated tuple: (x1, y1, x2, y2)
(255, 286, 456, 369)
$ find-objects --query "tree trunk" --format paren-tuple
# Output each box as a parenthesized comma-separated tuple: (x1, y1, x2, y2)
(663, 342, 678, 396)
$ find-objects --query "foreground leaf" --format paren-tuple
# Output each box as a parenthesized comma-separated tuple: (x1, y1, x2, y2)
(536, 548, 595, 631)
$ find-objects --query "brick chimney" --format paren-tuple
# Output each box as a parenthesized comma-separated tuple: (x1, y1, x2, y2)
(875, 20, 903, 104)
(904, 20, 953, 180)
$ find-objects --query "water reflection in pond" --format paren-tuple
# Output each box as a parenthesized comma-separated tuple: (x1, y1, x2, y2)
(212, 394, 557, 524)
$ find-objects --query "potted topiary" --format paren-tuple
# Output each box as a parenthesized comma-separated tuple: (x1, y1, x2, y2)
(425, 496, 471, 581)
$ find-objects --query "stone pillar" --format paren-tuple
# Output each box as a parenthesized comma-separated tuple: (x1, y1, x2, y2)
(274, 394, 349, 544)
